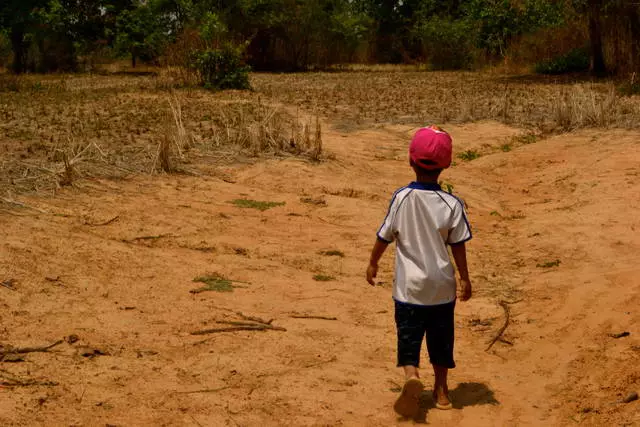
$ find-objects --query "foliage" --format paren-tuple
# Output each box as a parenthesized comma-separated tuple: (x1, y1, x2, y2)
(534, 47, 590, 74)
(457, 150, 481, 161)
(191, 44, 251, 90)
(414, 16, 475, 70)
(114, 2, 169, 67)
(0, 0, 639, 74)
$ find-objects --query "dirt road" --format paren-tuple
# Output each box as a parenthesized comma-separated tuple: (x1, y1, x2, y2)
(1, 122, 638, 426)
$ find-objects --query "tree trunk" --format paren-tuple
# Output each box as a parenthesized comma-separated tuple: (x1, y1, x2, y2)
(131, 53, 137, 68)
(9, 25, 27, 74)
(588, 0, 607, 76)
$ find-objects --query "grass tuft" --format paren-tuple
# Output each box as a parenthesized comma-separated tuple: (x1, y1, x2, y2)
(230, 199, 285, 211)
(457, 150, 481, 161)
(191, 275, 235, 293)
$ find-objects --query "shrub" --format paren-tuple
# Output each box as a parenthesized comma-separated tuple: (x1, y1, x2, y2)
(191, 44, 251, 90)
(415, 17, 475, 70)
(535, 48, 589, 75)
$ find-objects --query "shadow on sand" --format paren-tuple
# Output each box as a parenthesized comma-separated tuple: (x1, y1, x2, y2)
(409, 382, 499, 424)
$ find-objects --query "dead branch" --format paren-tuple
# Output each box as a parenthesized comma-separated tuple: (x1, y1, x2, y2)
(0, 369, 58, 387)
(0, 197, 50, 214)
(173, 385, 233, 394)
(1, 279, 16, 291)
(122, 234, 173, 243)
(0, 340, 64, 357)
(486, 301, 510, 352)
(234, 311, 273, 325)
(191, 324, 286, 335)
(290, 315, 337, 321)
(84, 215, 120, 227)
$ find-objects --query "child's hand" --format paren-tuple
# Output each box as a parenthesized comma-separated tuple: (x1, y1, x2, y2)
(459, 278, 472, 301)
(366, 263, 378, 286)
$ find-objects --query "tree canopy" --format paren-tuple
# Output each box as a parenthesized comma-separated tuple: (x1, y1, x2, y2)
(0, 0, 637, 75)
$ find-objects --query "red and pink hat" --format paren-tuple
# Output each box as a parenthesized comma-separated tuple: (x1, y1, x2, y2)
(409, 125, 452, 170)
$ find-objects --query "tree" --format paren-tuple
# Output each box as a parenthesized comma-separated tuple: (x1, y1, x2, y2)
(0, 0, 48, 73)
(114, 1, 170, 67)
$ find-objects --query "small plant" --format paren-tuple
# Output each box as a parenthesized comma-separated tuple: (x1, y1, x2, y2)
(618, 73, 640, 96)
(500, 143, 512, 152)
(190, 274, 245, 293)
(319, 250, 345, 257)
(439, 181, 454, 193)
(535, 48, 590, 75)
(313, 274, 335, 282)
(191, 44, 251, 90)
(512, 133, 538, 145)
(536, 259, 561, 269)
(457, 150, 480, 161)
(230, 199, 285, 211)
(490, 211, 501, 216)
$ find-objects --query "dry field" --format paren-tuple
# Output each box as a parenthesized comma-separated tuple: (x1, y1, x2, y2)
(1, 69, 639, 426)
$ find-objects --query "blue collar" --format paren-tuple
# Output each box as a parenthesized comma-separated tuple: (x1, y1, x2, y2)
(408, 181, 442, 191)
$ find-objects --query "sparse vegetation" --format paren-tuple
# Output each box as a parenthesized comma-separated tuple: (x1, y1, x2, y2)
(512, 132, 539, 145)
(313, 274, 335, 282)
(458, 150, 481, 161)
(190, 274, 248, 293)
(230, 199, 285, 211)
(439, 181, 455, 193)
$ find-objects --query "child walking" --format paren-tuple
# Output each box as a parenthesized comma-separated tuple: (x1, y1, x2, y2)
(366, 125, 473, 419)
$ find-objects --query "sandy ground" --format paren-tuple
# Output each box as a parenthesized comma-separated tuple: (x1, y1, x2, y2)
(1, 122, 639, 426)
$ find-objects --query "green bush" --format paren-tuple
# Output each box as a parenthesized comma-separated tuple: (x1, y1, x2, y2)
(415, 17, 475, 70)
(535, 48, 589, 75)
(191, 44, 251, 90)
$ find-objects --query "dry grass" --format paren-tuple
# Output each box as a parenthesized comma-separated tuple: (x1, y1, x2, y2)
(2, 69, 639, 195)
(0, 73, 323, 194)
(251, 71, 640, 131)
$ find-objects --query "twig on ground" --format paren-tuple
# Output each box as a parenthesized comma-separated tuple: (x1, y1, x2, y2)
(0, 369, 58, 387)
(174, 385, 233, 394)
(1, 279, 17, 291)
(0, 197, 50, 214)
(84, 215, 120, 226)
(122, 234, 173, 243)
(290, 315, 337, 320)
(485, 301, 511, 352)
(191, 324, 286, 335)
(235, 311, 273, 325)
(0, 340, 64, 357)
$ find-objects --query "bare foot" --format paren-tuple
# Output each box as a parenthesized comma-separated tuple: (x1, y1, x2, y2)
(393, 377, 424, 418)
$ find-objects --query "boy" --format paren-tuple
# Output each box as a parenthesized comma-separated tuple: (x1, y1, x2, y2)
(366, 125, 472, 419)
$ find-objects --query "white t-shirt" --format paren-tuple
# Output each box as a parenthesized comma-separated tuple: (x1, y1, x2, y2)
(377, 182, 472, 306)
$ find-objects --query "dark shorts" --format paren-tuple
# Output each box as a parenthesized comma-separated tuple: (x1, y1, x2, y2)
(394, 299, 456, 369)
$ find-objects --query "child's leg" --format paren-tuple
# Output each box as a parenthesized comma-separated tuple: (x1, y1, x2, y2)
(402, 365, 420, 380)
(394, 300, 427, 418)
(424, 301, 456, 409)
(432, 364, 450, 407)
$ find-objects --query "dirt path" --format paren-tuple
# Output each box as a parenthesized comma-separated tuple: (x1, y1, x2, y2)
(1, 122, 638, 426)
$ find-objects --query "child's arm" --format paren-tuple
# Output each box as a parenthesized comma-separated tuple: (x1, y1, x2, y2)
(366, 239, 389, 286)
(451, 243, 472, 301)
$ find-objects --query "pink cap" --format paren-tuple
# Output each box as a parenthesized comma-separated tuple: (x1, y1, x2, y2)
(409, 125, 452, 170)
